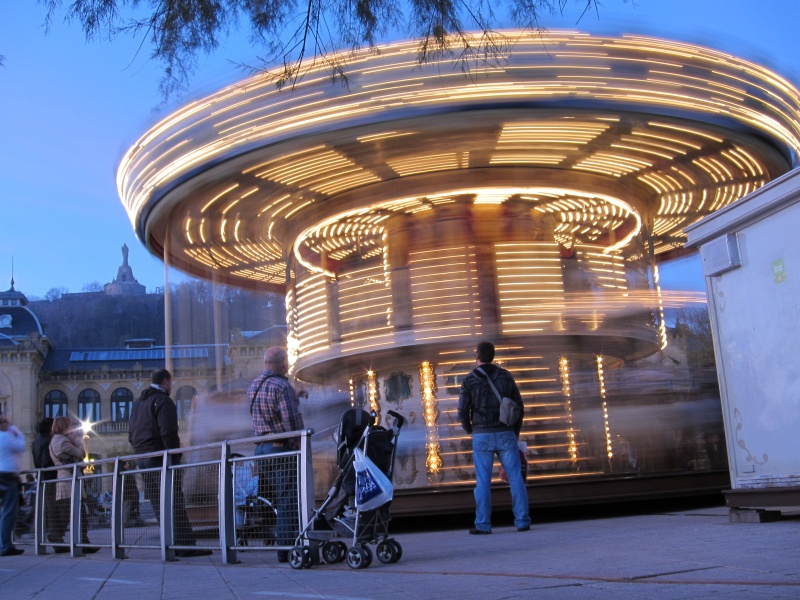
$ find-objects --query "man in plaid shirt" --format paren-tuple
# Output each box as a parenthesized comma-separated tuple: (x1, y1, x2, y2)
(248, 346, 305, 562)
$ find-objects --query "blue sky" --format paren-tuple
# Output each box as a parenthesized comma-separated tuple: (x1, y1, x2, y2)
(2, 1, 800, 298)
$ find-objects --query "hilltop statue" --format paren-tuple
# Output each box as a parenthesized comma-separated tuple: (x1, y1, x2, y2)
(104, 243, 145, 296)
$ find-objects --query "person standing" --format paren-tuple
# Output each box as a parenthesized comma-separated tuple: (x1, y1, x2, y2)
(49, 416, 99, 553)
(121, 461, 143, 527)
(458, 341, 531, 535)
(31, 417, 58, 549)
(0, 413, 26, 556)
(129, 368, 211, 558)
(248, 346, 305, 562)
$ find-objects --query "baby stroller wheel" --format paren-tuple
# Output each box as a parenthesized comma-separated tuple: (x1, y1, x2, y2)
(376, 539, 401, 564)
(346, 545, 371, 569)
(388, 539, 402, 562)
(288, 546, 312, 570)
(322, 540, 347, 564)
(361, 545, 373, 567)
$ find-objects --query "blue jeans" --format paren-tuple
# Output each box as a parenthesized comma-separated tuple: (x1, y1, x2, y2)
(0, 473, 20, 553)
(472, 431, 530, 531)
(255, 442, 298, 547)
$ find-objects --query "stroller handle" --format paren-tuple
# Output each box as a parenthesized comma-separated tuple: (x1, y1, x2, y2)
(387, 410, 406, 430)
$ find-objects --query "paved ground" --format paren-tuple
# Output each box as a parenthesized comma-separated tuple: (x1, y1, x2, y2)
(1, 504, 799, 599)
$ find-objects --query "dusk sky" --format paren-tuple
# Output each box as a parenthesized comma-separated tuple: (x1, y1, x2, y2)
(2, 1, 800, 298)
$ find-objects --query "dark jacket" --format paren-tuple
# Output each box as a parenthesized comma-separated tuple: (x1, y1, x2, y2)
(458, 363, 524, 436)
(129, 385, 182, 462)
(32, 433, 56, 480)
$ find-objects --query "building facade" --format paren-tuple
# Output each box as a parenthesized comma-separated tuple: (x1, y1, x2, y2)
(0, 252, 285, 470)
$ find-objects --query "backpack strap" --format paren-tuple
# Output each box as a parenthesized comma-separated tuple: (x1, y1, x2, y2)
(476, 367, 503, 402)
(249, 375, 275, 416)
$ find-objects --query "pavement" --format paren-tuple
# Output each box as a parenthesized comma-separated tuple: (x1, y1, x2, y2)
(1, 503, 799, 599)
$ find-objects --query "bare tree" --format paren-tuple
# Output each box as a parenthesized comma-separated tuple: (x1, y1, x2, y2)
(45, 286, 68, 302)
(82, 281, 103, 292)
(38, 0, 603, 98)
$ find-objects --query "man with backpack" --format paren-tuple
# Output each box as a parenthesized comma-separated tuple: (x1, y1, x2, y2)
(458, 341, 531, 535)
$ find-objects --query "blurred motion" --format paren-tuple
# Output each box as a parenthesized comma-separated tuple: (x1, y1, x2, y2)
(114, 30, 800, 511)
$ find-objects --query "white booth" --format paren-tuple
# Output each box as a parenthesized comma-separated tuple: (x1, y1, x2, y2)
(685, 169, 800, 520)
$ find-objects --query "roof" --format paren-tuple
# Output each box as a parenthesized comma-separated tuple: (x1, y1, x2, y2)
(0, 282, 45, 343)
(42, 344, 231, 373)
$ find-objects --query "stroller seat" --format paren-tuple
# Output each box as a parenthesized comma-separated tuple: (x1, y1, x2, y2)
(232, 454, 278, 546)
(236, 495, 277, 546)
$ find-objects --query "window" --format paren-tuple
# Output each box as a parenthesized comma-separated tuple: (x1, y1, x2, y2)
(78, 389, 101, 422)
(44, 390, 68, 419)
(110, 387, 133, 421)
(174, 386, 197, 420)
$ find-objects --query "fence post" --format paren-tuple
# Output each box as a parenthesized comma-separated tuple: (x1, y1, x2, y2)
(299, 429, 315, 535)
(33, 470, 46, 556)
(161, 452, 176, 562)
(69, 465, 83, 557)
(219, 441, 238, 564)
(111, 457, 125, 559)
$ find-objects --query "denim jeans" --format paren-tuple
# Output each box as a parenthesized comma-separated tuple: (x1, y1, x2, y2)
(0, 473, 20, 553)
(472, 431, 530, 531)
(255, 442, 298, 547)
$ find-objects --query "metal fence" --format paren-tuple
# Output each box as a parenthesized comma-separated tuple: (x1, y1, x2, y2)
(13, 430, 314, 564)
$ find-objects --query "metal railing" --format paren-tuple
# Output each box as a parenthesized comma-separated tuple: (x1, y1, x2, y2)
(13, 430, 315, 564)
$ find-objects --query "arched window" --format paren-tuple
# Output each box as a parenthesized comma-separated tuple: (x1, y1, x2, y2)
(78, 389, 101, 422)
(110, 387, 133, 422)
(174, 386, 197, 420)
(44, 390, 68, 419)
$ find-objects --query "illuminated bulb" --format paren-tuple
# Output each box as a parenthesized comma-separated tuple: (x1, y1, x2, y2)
(419, 360, 442, 474)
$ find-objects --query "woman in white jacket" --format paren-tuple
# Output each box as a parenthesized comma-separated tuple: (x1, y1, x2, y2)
(0, 413, 26, 556)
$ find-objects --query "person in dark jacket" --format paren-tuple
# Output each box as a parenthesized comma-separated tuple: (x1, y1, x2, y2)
(31, 418, 58, 546)
(128, 369, 210, 558)
(458, 341, 530, 535)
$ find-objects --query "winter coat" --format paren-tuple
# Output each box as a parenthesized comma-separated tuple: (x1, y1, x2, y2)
(49, 432, 85, 501)
(129, 385, 182, 463)
(32, 433, 56, 481)
(458, 363, 524, 436)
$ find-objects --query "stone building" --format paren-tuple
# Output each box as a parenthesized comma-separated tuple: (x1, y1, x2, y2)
(0, 255, 285, 469)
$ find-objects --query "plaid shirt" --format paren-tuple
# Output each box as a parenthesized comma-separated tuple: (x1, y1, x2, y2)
(248, 369, 305, 437)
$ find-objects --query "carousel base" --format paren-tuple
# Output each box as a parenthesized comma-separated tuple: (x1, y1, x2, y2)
(384, 470, 730, 517)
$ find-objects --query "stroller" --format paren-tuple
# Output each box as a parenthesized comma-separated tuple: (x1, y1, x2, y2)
(289, 408, 405, 570)
(231, 454, 278, 546)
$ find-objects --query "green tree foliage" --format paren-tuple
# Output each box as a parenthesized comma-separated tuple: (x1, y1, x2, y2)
(39, 0, 602, 97)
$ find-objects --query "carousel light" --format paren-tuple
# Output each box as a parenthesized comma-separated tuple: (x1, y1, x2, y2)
(559, 356, 578, 462)
(652, 264, 668, 350)
(367, 370, 380, 419)
(597, 355, 613, 460)
(419, 360, 442, 473)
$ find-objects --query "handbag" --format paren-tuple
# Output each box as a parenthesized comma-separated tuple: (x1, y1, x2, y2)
(353, 447, 393, 511)
(476, 367, 523, 426)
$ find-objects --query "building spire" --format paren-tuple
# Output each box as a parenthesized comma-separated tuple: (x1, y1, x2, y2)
(9, 256, 14, 292)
